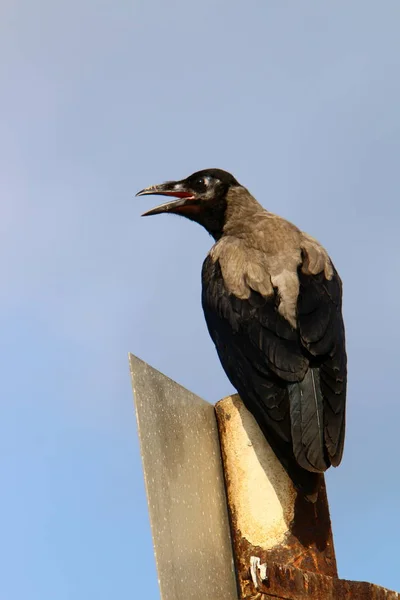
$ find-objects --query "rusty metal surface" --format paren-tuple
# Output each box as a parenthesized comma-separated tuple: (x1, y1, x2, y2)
(216, 394, 336, 600)
(247, 562, 400, 600)
(129, 355, 238, 600)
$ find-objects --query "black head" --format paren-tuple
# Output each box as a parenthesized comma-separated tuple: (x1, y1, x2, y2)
(136, 168, 241, 239)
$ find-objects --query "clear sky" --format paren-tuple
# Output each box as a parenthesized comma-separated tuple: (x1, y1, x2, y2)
(1, 1, 400, 598)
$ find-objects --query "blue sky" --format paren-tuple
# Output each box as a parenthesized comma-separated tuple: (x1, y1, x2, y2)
(1, 1, 400, 598)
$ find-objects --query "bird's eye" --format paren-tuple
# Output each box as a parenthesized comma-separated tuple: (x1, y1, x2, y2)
(189, 175, 209, 193)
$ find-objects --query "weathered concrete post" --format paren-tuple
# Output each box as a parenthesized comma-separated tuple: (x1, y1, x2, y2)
(130, 355, 400, 600)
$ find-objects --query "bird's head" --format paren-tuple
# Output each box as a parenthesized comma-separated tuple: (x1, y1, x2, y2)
(136, 168, 242, 239)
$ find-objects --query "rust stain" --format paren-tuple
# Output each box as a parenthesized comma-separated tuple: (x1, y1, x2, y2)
(247, 562, 400, 600)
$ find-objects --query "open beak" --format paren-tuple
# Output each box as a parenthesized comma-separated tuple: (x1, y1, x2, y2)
(136, 181, 195, 216)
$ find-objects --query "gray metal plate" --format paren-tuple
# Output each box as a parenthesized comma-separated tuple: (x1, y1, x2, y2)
(129, 354, 238, 600)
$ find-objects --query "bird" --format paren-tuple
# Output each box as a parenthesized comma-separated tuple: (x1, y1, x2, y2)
(136, 168, 347, 501)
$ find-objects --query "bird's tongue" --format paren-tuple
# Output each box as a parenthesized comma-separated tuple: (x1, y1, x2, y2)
(161, 191, 194, 199)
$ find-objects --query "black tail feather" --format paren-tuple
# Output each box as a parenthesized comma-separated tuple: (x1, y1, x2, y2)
(288, 368, 328, 473)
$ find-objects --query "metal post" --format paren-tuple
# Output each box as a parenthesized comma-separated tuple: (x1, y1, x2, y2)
(130, 355, 400, 600)
(129, 355, 238, 600)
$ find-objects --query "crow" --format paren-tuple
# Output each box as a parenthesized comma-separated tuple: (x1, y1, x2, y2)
(137, 169, 347, 500)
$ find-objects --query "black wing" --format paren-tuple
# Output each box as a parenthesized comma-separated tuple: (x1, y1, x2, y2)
(297, 267, 347, 467)
(201, 255, 347, 494)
